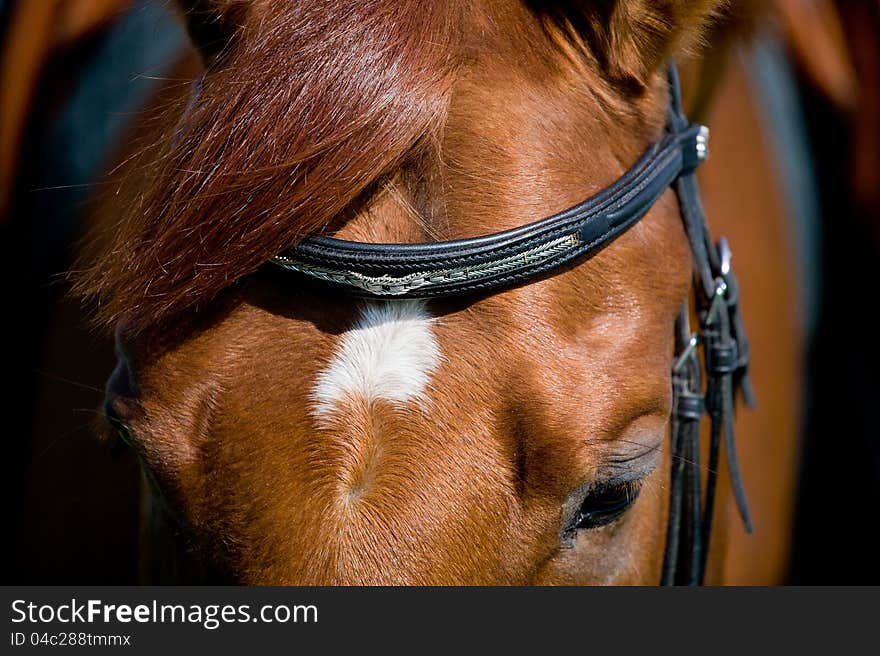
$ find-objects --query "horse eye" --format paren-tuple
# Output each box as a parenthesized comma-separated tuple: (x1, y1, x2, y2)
(103, 399, 134, 453)
(574, 481, 642, 530)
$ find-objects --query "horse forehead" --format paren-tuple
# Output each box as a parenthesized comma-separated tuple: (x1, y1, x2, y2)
(311, 300, 441, 420)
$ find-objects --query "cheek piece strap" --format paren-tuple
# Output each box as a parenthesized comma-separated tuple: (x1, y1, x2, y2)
(663, 63, 754, 586)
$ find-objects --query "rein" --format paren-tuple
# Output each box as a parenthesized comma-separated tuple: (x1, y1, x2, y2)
(272, 63, 753, 585)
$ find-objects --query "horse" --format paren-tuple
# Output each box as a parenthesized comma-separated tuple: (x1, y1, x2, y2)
(77, 0, 805, 584)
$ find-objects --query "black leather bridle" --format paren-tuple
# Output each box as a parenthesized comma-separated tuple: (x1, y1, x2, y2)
(272, 63, 753, 586)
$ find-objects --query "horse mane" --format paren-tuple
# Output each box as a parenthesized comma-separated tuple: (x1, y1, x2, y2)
(76, 1, 463, 334)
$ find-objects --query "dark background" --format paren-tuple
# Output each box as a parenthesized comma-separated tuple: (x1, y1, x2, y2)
(2, 0, 878, 584)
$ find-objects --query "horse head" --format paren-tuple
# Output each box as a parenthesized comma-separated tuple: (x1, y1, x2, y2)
(85, 0, 731, 584)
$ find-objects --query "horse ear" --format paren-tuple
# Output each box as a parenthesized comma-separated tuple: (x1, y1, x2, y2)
(550, 0, 727, 92)
(174, 0, 250, 64)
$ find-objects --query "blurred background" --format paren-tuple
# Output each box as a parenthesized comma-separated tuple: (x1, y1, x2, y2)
(2, 0, 878, 584)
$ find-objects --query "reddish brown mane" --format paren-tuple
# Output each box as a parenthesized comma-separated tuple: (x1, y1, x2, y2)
(78, 1, 463, 333)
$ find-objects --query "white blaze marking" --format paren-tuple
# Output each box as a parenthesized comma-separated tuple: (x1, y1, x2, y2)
(313, 300, 441, 417)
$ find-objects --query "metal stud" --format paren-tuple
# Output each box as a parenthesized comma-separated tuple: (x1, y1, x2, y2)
(695, 125, 710, 161)
(718, 236, 731, 276)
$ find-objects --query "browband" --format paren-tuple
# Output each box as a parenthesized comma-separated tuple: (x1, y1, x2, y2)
(271, 123, 709, 298)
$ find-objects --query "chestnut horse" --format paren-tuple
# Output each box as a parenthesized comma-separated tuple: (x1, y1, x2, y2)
(80, 0, 803, 584)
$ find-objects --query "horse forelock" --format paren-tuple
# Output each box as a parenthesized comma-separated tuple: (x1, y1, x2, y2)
(77, 0, 466, 335)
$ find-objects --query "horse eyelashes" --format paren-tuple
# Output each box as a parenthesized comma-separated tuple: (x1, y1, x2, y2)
(573, 480, 642, 531)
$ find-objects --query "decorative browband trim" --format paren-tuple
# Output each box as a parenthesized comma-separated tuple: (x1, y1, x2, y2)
(272, 123, 709, 298)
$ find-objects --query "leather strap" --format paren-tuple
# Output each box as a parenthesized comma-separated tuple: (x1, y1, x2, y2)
(273, 125, 708, 299)
(661, 64, 754, 586)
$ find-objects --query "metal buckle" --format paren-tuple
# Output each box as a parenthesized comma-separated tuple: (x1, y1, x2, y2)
(704, 236, 732, 325)
(705, 278, 728, 325)
(673, 334, 699, 373)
